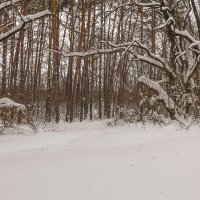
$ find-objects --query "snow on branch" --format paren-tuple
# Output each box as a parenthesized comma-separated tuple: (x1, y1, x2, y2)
(174, 29, 198, 44)
(0, 98, 25, 110)
(136, 55, 164, 69)
(154, 17, 175, 30)
(64, 39, 175, 78)
(138, 76, 188, 127)
(176, 41, 200, 60)
(104, 0, 160, 17)
(138, 76, 175, 110)
(131, 0, 199, 48)
(105, 40, 176, 78)
(130, 0, 160, 8)
(0, 0, 22, 12)
(0, 10, 51, 42)
(138, 75, 187, 125)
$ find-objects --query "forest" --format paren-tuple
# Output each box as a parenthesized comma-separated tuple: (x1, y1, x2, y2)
(1, 0, 200, 127)
(2, 1, 200, 199)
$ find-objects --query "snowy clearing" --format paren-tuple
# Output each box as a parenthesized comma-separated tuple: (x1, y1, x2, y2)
(0, 121, 200, 200)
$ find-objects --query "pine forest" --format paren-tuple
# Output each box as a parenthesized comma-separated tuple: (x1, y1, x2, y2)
(1, 0, 200, 127)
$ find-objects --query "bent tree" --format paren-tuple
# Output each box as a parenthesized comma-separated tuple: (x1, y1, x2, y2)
(64, 0, 200, 124)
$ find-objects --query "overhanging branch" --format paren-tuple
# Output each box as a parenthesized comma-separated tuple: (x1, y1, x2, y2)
(0, 10, 51, 42)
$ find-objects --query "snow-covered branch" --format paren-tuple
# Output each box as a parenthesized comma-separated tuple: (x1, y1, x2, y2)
(138, 76, 186, 124)
(0, 0, 22, 12)
(132, 0, 200, 85)
(154, 17, 175, 31)
(138, 76, 175, 111)
(105, 40, 176, 78)
(130, 0, 160, 8)
(174, 29, 199, 45)
(0, 98, 25, 110)
(64, 39, 176, 78)
(0, 10, 51, 42)
(131, 1, 199, 48)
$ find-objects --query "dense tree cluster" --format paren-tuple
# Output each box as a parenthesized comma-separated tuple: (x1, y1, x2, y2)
(0, 0, 200, 125)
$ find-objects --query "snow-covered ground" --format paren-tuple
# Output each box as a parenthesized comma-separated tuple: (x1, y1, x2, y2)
(0, 121, 200, 200)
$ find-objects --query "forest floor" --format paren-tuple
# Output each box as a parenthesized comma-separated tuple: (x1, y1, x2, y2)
(0, 121, 200, 200)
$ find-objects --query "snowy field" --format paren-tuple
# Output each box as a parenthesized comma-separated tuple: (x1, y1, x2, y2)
(0, 121, 200, 200)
